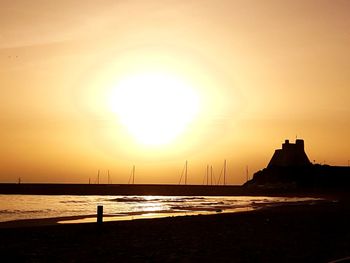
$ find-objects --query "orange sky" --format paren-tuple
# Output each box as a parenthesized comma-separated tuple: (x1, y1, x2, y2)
(1, 0, 350, 184)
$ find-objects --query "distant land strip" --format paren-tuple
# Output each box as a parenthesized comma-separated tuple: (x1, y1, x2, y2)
(0, 183, 244, 196)
(0, 183, 346, 197)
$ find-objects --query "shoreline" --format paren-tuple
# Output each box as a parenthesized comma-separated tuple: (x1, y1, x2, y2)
(0, 197, 330, 229)
(1, 199, 350, 262)
(0, 207, 257, 229)
(0, 193, 329, 228)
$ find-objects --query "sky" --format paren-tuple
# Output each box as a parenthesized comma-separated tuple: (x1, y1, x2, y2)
(1, 0, 350, 184)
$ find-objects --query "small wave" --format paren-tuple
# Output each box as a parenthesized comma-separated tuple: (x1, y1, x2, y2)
(170, 205, 222, 212)
(60, 200, 88, 204)
(166, 197, 206, 203)
(0, 209, 53, 214)
(0, 210, 18, 214)
(178, 197, 205, 201)
(108, 196, 206, 204)
(109, 197, 147, 203)
(200, 202, 225, 205)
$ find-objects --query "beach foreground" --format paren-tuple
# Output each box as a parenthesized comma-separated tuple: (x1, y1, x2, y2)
(1, 200, 350, 263)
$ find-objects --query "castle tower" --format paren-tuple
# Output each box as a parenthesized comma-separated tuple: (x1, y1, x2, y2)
(268, 139, 311, 167)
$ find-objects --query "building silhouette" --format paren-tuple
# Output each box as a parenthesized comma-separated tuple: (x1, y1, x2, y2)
(246, 138, 350, 190)
(268, 139, 311, 167)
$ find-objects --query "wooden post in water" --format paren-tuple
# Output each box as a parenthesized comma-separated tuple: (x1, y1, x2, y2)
(97, 205, 103, 224)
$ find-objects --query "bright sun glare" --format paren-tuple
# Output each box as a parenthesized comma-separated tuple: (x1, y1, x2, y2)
(109, 72, 200, 146)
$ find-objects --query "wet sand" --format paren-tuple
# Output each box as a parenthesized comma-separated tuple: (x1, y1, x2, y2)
(1, 199, 350, 262)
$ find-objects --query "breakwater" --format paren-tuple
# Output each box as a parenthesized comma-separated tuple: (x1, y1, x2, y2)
(0, 183, 246, 196)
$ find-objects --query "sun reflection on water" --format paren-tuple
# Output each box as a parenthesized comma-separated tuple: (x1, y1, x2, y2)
(0, 195, 322, 224)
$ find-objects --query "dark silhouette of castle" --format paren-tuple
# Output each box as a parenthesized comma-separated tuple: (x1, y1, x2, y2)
(268, 139, 311, 167)
(245, 138, 350, 190)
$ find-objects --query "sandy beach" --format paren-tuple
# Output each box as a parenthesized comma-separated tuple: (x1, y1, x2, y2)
(1, 197, 350, 263)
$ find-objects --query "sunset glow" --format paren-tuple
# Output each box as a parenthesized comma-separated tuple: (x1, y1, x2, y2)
(2, 2, 350, 262)
(1, 0, 350, 184)
(109, 72, 200, 146)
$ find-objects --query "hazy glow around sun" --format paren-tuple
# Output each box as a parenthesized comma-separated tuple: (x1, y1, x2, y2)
(109, 72, 200, 146)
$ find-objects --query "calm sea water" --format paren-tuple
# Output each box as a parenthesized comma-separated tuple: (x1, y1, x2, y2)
(0, 195, 320, 223)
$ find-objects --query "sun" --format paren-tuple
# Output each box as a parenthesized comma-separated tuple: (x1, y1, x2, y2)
(109, 72, 200, 146)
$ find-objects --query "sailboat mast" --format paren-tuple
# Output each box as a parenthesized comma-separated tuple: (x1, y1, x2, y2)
(210, 165, 213, 185)
(185, 160, 188, 185)
(246, 165, 249, 182)
(108, 170, 110, 184)
(97, 169, 100, 185)
(223, 160, 227, 185)
(206, 164, 209, 185)
(132, 165, 135, 184)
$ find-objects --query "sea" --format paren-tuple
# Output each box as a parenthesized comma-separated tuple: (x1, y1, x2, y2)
(0, 195, 321, 224)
